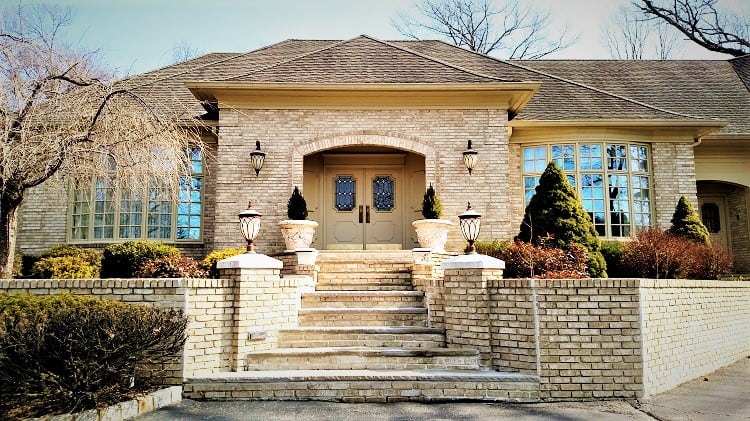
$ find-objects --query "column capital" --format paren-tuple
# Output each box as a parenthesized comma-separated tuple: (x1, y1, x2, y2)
(442, 254, 505, 270)
(217, 253, 283, 269)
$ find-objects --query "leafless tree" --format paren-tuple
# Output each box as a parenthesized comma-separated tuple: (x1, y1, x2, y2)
(170, 40, 202, 64)
(603, 5, 680, 59)
(394, 0, 575, 59)
(0, 4, 204, 277)
(637, 0, 750, 57)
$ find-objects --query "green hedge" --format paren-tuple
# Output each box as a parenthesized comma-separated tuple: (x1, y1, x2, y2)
(0, 293, 187, 418)
(101, 241, 180, 278)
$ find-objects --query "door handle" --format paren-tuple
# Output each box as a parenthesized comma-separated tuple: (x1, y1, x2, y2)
(359, 205, 364, 223)
(366, 205, 371, 223)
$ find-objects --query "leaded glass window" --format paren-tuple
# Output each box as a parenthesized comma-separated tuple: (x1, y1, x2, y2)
(334, 176, 356, 211)
(701, 203, 721, 233)
(372, 176, 395, 211)
(523, 142, 652, 238)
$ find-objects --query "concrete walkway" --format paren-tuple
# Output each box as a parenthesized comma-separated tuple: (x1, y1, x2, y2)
(135, 357, 750, 421)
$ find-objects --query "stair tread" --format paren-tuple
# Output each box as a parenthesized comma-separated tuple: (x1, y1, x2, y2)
(303, 291, 423, 297)
(280, 326, 442, 334)
(188, 369, 539, 383)
(246, 347, 478, 357)
(300, 306, 426, 313)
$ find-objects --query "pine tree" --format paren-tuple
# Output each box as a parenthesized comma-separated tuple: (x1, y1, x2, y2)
(669, 196, 710, 245)
(287, 186, 308, 220)
(517, 162, 607, 277)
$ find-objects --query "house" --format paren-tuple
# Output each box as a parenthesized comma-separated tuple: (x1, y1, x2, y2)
(16, 35, 750, 272)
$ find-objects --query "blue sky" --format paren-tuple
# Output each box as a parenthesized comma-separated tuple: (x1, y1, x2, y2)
(5, 0, 744, 75)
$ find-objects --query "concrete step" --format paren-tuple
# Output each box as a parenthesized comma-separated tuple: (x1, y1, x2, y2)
(301, 291, 424, 308)
(298, 307, 427, 327)
(278, 326, 445, 348)
(315, 274, 413, 291)
(315, 283, 413, 292)
(244, 347, 480, 371)
(316, 271, 412, 282)
(184, 369, 541, 402)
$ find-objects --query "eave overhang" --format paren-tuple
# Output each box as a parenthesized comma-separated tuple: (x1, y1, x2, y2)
(508, 119, 727, 142)
(185, 82, 541, 112)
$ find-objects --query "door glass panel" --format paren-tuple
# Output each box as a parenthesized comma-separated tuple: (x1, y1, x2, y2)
(372, 176, 395, 211)
(701, 203, 721, 233)
(334, 175, 356, 211)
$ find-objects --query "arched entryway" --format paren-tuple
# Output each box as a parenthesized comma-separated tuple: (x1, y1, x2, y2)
(303, 146, 426, 250)
(697, 180, 750, 272)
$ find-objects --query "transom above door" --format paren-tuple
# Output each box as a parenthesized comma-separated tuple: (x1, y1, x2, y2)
(324, 164, 404, 250)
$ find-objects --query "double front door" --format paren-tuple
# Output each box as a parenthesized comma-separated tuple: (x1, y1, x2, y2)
(324, 166, 404, 250)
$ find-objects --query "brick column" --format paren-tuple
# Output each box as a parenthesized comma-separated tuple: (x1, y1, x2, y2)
(217, 253, 283, 371)
(442, 254, 504, 368)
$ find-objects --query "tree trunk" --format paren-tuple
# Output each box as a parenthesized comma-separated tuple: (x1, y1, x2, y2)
(1, 199, 21, 279)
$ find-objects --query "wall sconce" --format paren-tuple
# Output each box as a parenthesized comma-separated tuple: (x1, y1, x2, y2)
(238, 201, 262, 253)
(250, 141, 266, 177)
(458, 202, 481, 254)
(462, 140, 478, 175)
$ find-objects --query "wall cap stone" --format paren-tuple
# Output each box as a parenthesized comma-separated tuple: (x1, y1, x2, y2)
(442, 253, 505, 269)
(216, 253, 283, 269)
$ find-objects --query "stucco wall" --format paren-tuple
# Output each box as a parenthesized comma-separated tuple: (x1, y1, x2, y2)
(640, 279, 750, 396)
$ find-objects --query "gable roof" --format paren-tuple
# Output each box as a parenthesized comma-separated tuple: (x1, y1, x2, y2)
(228, 35, 509, 83)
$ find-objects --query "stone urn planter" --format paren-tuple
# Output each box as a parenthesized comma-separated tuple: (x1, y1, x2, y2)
(412, 219, 453, 252)
(278, 219, 319, 251)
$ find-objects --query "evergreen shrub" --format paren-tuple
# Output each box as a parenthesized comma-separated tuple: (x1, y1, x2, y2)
(421, 183, 443, 219)
(31, 256, 97, 279)
(201, 248, 245, 278)
(516, 162, 606, 277)
(101, 241, 180, 278)
(287, 186, 308, 220)
(40, 245, 102, 277)
(669, 196, 710, 245)
(0, 293, 187, 419)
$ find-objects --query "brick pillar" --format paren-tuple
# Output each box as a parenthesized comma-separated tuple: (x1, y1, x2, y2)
(217, 253, 283, 371)
(442, 254, 504, 368)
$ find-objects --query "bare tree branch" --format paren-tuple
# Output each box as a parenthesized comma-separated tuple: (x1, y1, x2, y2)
(394, 0, 576, 59)
(636, 0, 749, 57)
(602, 5, 680, 59)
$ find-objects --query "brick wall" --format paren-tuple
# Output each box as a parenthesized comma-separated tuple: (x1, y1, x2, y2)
(651, 142, 699, 229)
(214, 108, 511, 254)
(728, 187, 750, 272)
(487, 278, 643, 400)
(640, 279, 750, 396)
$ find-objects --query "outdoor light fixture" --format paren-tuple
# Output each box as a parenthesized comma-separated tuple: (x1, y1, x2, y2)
(462, 140, 478, 175)
(458, 202, 482, 254)
(238, 201, 262, 253)
(250, 141, 266, 177)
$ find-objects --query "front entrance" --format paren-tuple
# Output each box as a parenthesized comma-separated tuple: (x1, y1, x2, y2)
(698, 196, 730, 249)
(324, 164, 404, 250)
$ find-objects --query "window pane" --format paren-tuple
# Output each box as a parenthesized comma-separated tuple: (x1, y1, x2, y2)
(92, 178, 115, 240)
(523, 146, 547, 173)
(372, 176, 395, 212)
(177, 175, 202, 240)
(334, 175, 356, 211)
(552, 144, 575, 171)
(607, 144, 627, 171)
(70, 184, 90, 240)
(579, 144, 603, 170)
(629, 146, 648, 172)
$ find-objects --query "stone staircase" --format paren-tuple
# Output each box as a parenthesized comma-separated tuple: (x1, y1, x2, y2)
(185, 250, 539, 402)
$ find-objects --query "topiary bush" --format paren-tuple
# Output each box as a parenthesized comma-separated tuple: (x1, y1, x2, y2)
(101, 241, 180, 278)
(600, 241, 631, 278)
(40, 245, 102, 277)
(287, 186, 308, 220)
(201, 248, 245, 278)
(669, 196, 710, 245)
(0, 293, 187, 419)
(138, 255, 207, 278)
(31, 256, 98, 279)
(421, 183, 443, 219)
(516, 162, 606, 277)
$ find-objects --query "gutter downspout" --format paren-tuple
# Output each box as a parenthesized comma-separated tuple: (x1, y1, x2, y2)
(691, 137, 702, 148)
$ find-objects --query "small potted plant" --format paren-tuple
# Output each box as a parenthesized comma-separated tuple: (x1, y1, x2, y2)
(411, 184, 453, 252)
(278, 187, 319, 254)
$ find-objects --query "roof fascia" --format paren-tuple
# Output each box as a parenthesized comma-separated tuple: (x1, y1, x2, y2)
(509, 119, 727, 142)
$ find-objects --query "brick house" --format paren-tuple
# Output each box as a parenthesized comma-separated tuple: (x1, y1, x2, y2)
(16, 35, 750, 271)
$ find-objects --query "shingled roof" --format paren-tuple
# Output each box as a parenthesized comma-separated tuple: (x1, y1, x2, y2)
(117, 35, 743, 131)
(515, 58, 750, 135)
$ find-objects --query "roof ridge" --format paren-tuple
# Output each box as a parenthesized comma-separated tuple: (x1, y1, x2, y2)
(224, 38, 356, 81)
(423, 39, 709, 120)
(126, 39, 300, 90)
(365, 35, 512, 82)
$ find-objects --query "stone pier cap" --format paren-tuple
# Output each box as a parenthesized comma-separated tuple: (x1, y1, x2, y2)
(442, 254, 505, 270)
(216, 253, 283, 269)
